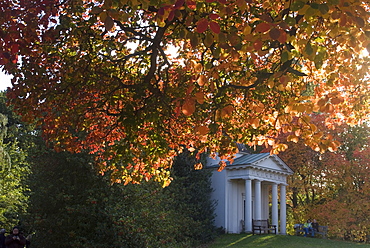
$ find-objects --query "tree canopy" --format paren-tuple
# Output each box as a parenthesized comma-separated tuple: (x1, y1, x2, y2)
(271, 114, 370, 242)
(1, 0, 369, 184)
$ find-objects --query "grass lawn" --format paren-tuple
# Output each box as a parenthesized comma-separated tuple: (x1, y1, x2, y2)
(205, 234, 370, 248)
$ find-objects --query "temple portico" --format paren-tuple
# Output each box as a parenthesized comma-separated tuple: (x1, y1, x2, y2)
(209, 152, 293, 234)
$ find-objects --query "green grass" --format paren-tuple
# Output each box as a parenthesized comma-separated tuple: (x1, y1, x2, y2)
(205, 234, 370, 248)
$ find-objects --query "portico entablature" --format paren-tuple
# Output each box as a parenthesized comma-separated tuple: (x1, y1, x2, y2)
(226, 167, 288, 184)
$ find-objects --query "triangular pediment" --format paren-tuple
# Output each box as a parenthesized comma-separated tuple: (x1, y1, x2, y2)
(227, 153, 293, 175)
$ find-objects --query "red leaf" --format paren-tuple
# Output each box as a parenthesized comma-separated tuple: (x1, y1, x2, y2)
(209, 13, 220, 20)
(253, 39, 263, 50)
(218, 0, 227, 4)
(255, 22, 271, 33)
(11, 43, 19, 54)
(174, 0, 185, 9)
(186, 0, 196, 9)
(158, 7, 165, 16)
(209, 21, 220, 34)
(104, 16, 114, 31)
(196, 18, 209, 33)
(269, 28, 280, 40)
(278, 31, 287, 43)
(168, 10, 175, 21)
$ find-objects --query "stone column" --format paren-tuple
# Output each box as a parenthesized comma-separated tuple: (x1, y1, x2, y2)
(280, 184, 287, 234)
(254, 179, 262, 220)
(272, 183, 279, 234)
(245, 179, 252, 232)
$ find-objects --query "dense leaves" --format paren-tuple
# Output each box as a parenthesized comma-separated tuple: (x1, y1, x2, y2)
(0, 92, 32, 231)
(271, 114, 370, 242)
(1, 0, 369, 183)
(25, 148, 216, 247)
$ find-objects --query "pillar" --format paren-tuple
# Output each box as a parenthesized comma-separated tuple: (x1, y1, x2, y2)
(245, 179, 252, 232)
(254, 179, 261, 220)
(280, 184, 287, 234)
(272, 183, 279, 234)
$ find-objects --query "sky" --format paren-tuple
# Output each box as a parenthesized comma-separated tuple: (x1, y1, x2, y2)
(0, 71, 12, 91)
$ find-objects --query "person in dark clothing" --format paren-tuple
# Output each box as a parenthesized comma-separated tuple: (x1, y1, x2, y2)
(5, 227, 26, 248)
(25, 234, 31, 248)
(312, 219, 319, 232)
(0, 229, 6, 248)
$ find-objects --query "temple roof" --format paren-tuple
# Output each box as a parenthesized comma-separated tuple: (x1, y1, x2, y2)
(207, 152, 294, 175)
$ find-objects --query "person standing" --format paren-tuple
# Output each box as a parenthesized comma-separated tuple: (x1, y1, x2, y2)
(5, 227, 26, 248)
(0, 229, 6, 248)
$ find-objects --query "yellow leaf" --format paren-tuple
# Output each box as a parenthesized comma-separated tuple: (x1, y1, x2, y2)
(287, 135, 299, 143)
(243, 25, 252, 35)
(194, 162, 203, 170)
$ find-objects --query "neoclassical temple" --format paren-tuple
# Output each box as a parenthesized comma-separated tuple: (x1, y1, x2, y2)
(208, 149, 293, 234)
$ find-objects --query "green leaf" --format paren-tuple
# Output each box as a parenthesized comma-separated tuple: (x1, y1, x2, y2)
(288, 67, 307, 76)
(318, 4, 329, 15)
(281, 50, 289, 63)
(305, 7, 317, 19)
(284, 16, 296, 26)
(291, 1, 305, 11)
(305, 42, 313, 56)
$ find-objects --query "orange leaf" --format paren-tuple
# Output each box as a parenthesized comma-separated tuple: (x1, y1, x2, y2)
(182, 98, 196, 116)
(331, 97, 343, 105)
(196, 125, 209, 135)
(196, 18, 209, 33)
(197, 75, 206, 86)
(221, 105, 234, 117)
(255, 22, 271, 33)
(195, 91, 205, 104)
(209, 21, 221, 34)
(317, 98, 326, 107)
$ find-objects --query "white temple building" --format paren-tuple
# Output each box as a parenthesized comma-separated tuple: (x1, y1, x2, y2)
(208, 147, 293, 234)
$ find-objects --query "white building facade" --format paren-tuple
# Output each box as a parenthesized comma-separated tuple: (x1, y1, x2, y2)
(208, 152, 293, 234)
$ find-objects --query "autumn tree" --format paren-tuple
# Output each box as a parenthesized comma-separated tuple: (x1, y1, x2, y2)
(272, 114, 370, 242)
(1, 0, 369, 184)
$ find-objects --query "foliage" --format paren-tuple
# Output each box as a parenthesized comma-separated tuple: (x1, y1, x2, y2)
(268, 114, 370, 242)
(1, 0, 369, 184)
(26, 146, 216, 247)
(25, 150, 119, 248)
(207, 234, 370, 248)
(0, 92, 31, 231)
